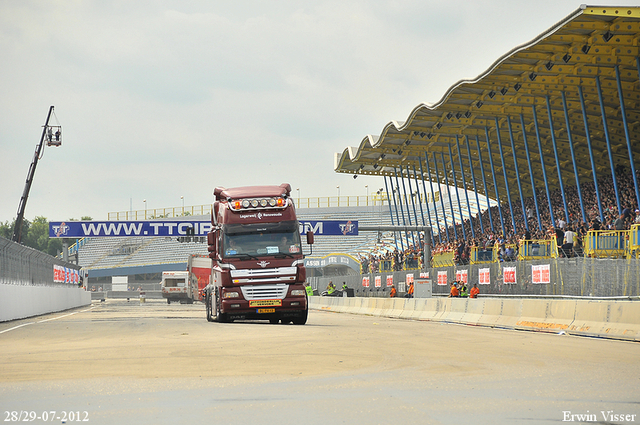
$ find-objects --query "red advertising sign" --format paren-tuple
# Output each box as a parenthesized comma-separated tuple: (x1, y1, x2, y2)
(437, 271, 448, 286)
(386, 275, 393, 287)
(375, 276, 381, 287)
(455, 269, 468, 283)
(532, 264, 550, 284)
(479, 268, 490, 285)
(504, 266, 516, 284)
(362, 276, 370, 287)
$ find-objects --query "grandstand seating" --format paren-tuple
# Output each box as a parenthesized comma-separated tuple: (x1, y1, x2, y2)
(77, 205, 414, 274)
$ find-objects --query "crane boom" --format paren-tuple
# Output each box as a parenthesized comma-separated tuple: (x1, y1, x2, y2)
(12, 106, 55, 243)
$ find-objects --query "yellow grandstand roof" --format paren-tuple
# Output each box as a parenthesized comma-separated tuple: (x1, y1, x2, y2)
(334, 5, 640, 202)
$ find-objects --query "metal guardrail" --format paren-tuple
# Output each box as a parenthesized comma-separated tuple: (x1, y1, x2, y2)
(107, 196, 395, 220)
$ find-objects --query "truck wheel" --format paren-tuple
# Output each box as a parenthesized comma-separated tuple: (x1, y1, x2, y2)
(214, 288, 231, 323)
(292, 308, 308, 325)
(206, 292, 214, 322)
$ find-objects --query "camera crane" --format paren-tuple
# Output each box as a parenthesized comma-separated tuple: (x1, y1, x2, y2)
(12, 106, 62, 243)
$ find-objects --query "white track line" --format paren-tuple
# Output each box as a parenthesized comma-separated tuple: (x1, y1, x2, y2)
(0, 306, 95, 333)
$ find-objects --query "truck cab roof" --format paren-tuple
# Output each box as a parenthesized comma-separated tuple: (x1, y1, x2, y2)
(214, 183, 291, 201)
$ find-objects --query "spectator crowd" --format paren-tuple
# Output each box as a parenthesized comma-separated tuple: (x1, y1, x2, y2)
(357, 164, 640, 271)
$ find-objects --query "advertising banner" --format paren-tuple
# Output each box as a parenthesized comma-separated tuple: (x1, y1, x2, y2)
(50, 220, 359, 238)
(386, 275, 393, 287)
(362, 276, 370, 287)
(455, 269, 468, 283)
(504, 266, 517, 284)
(54, 265, 79, 284)
(479, 268, 490, 285)
(437, 270, 448, 286)
(532, 264, 551, 284)
(374, 276, 381, 288)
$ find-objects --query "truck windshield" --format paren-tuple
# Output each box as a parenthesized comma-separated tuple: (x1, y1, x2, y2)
(222, 220, 302, 259)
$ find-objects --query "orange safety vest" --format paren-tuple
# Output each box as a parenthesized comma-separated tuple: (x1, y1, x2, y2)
(390, 287, 397, 297)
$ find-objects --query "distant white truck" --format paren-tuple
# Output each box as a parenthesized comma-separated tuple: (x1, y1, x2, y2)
(161, 271, 191, 304)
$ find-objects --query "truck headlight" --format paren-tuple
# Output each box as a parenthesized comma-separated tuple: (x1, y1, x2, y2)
(291, 289, 305, 296)
(223, 291, 239, 298)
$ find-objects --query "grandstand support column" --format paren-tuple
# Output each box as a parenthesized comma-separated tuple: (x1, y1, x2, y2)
(476, 134, 494, 232)
(438, 152, 457, 240)
(448, 142, 466, 239)
(507, 116, 528, 231)
(419, 158, 437, 242)
(484, 127, 506, 237)
(404, 165, 419, 246)
(532, 105, 556, 228)
(423, 227, 432, 270)
(596, 76, 622, 214)
(399, 167, 415, 247)
(620, 63, 640, 210)
(431, 153, 450, 242)
(465, 136, 484, 234)
(383, 174, 399, 249)
(561, 91, 587, 223)
(545, 95, 570, 225)
(424, 154, 443, 243)
(456, 136, 474, 238)
(578, 85, 604, 223)
(394, 168, 409, 249)
(412, 165, 427, 230)
(495, 118, 516, 233)
(520, 114, 543, 231)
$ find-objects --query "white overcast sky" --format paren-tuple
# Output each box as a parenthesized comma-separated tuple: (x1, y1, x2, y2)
(0, 1, 634, 222)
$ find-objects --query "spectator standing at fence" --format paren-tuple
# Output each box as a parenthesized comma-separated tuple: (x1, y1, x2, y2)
(563, 226, 576, 257)
(635, 209, 640, 224)
(469, 283, 479, 298)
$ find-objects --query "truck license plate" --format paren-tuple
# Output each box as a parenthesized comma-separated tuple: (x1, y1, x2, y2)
(249, 300, 282, 307)
(257, 308, 276, 313)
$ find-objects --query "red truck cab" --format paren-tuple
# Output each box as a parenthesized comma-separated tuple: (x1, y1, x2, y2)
(205, 183, 311, 324)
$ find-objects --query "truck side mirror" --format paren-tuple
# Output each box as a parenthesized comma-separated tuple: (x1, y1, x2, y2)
(306, 231, 314, 245)
(207, 231, 217, 256)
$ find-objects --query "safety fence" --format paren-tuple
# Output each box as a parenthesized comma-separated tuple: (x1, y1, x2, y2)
(308, 256, 640, 298)
(107, 195, 396, 220)
(0, 236, 80, 286)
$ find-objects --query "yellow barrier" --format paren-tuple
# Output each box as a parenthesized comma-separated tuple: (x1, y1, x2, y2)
(470, 246, 494, 264)
(628, 224, 640, 258)
(431, 250, 454, 267)
(584, 230, 628, 258)
(518, 239, 555, 260)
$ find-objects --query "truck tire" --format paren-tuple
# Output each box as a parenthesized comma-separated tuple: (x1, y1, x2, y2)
(205, 291, 214, 322)
(292, 308, 308, 325)
(214, 288, 232, 323)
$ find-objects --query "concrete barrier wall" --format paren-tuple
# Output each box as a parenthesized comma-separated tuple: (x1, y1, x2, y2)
(0, 284, 91, 322)
(308, 296, 640, 341)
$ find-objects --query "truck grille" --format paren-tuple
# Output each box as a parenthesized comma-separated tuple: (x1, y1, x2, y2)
(240, 284, 289, 300)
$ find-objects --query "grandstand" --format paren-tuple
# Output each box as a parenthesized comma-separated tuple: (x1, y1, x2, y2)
(73, 6, 640, 296)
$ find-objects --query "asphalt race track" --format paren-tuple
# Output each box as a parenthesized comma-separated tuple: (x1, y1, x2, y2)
(0, 299, 638, 425)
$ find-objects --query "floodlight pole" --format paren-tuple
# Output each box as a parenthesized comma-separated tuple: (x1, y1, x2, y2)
(12, 106, 55, 243)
